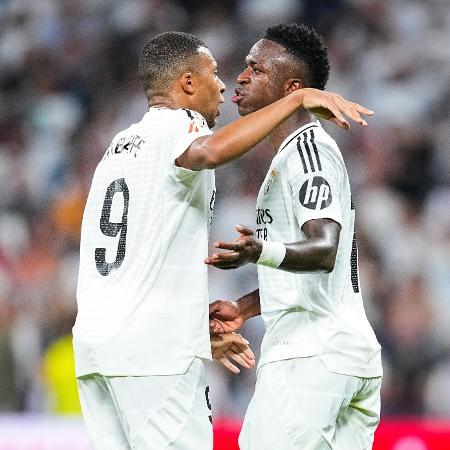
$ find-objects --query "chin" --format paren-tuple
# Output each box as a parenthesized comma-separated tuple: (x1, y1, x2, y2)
(237, 105, 254, 117)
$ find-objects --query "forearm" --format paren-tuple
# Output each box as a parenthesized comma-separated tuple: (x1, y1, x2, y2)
(236, 289, 261, 320)
(256, 219, 340, 273)
(181, 90, 305, 170)
(279, 240, 337, 273)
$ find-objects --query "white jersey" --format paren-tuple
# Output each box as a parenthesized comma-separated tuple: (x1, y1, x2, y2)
(256, 121, 382, 378)
(73, 107, 215, 377)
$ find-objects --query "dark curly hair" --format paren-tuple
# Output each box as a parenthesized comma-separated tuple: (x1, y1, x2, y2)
(139, 32, 207, 100)
(265, 23, 330, 90)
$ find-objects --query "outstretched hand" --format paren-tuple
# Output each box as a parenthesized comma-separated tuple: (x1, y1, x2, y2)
(300, 88, 374, 130)
(211, 332, 255, 374)
(205, 225, 262, 270)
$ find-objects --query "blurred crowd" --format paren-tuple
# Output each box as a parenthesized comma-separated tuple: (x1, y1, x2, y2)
(0, 0, 449, 420)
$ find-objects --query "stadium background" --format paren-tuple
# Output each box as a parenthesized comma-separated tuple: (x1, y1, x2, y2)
(0, 0, 449, 448)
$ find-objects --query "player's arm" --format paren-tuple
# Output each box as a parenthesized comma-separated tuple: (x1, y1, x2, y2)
(211, 332, 256, 374)
(209, 289, 261, 335)
(205, 220, 340, 273)
(176, 89, 372, 170)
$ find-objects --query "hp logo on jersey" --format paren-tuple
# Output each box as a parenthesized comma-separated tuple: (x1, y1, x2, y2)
(299, 176, 332, 210)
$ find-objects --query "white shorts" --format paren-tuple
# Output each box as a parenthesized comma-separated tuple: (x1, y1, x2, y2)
(77, 358, 213, 450)
(239, 356, 381, 450)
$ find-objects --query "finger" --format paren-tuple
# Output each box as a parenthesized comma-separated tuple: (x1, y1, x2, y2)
(332, 97, 365, 126)
(210, 318, 231, 334)
(230, 343, 255, 361)
(229, 349, 255, 368)
(209, 319, 225, 334)
(329, 116, 350, 130)
(214, 241, 245, 251)
(352, 102, 374, 116)
(334, 98, 371, 126)
(338, 101, 367, 127)
(228, 352, 253, 369)
(227, 336, 249, 350)
(219, 356, 240, 374)
(336, 95, 369, 116)
(232, 335, 249, 345)
(236, 224, 254, 236)
(205, 253, 240, 265)
(324, 104, 350, 130)
(211, 252, 241, 262)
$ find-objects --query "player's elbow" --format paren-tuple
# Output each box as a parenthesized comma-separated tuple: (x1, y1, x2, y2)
(318, 244, 337, 273)
(321, 258, 335, 273)
(201, 150, 221, 169)
(185, 142, 221, 170)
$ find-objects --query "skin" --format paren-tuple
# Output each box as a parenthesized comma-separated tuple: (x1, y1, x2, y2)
(206, 38, 356, 330)
(210, 333, 255, 374)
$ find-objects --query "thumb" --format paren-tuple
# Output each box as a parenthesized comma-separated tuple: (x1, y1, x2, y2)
(236, 224, 254, 236)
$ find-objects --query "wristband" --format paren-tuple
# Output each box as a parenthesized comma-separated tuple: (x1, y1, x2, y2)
(256, 241, 286, 268)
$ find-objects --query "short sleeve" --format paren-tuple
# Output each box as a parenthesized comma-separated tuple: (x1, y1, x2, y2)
(171, 109, 212, 161)
(286, 134, 344, 229)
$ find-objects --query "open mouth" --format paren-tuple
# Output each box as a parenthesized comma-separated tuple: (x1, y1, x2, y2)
(231, 89, 245, 104)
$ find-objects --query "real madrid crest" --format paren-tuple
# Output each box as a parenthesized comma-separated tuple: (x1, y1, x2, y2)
(264, 169, 277, 195)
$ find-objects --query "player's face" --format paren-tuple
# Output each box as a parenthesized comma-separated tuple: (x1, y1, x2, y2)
(192, 48, 226, 128)
(233, 39, 291, 116)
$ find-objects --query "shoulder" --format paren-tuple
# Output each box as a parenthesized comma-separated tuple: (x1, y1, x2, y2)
(180, 108, 208, 125)
(154, 108, 210, 135)
(285, 124, 344, 171)
(279, 124, 346, 184)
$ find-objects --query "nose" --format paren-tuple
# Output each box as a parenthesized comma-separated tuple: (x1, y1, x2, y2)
(218, 77, 226, 93)
(237, 68, 251, 85)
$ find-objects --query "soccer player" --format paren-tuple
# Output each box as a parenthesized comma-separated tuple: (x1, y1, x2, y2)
(73, 31, 374, 450)
(207, 24, 383, 450)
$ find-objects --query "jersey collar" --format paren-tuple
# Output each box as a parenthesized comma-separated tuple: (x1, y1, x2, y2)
(277, 121, 320, 154)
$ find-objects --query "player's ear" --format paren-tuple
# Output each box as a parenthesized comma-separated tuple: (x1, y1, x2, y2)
(180, 72, 195, 95)
(285, 79, 303, 95)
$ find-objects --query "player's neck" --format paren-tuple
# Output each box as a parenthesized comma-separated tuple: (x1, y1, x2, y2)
(148, 90, 189, 111)
(269, 111, 314, 153)
(148, 96, 177, 110)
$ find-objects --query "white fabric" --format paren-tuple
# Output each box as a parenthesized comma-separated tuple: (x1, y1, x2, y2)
(77, 358, 213, 450)
(256, 241, 286, 268)
(73, 107, 215, 376)
(255, 121, 382, 378)
(239, 356, 381, 450)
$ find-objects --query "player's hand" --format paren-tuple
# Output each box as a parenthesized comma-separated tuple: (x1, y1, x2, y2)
(299, 88, 374, 130)
(209, 300, 245, 334)
(205, 225, 262, 270)
(211, 332, 255, 374)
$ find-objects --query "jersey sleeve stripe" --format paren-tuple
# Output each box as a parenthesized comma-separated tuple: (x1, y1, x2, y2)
(310, 130, 322, 171)
(302, 132, 317, 172)
(296, 129, 323, 174)
(296, 136, 309, 173)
